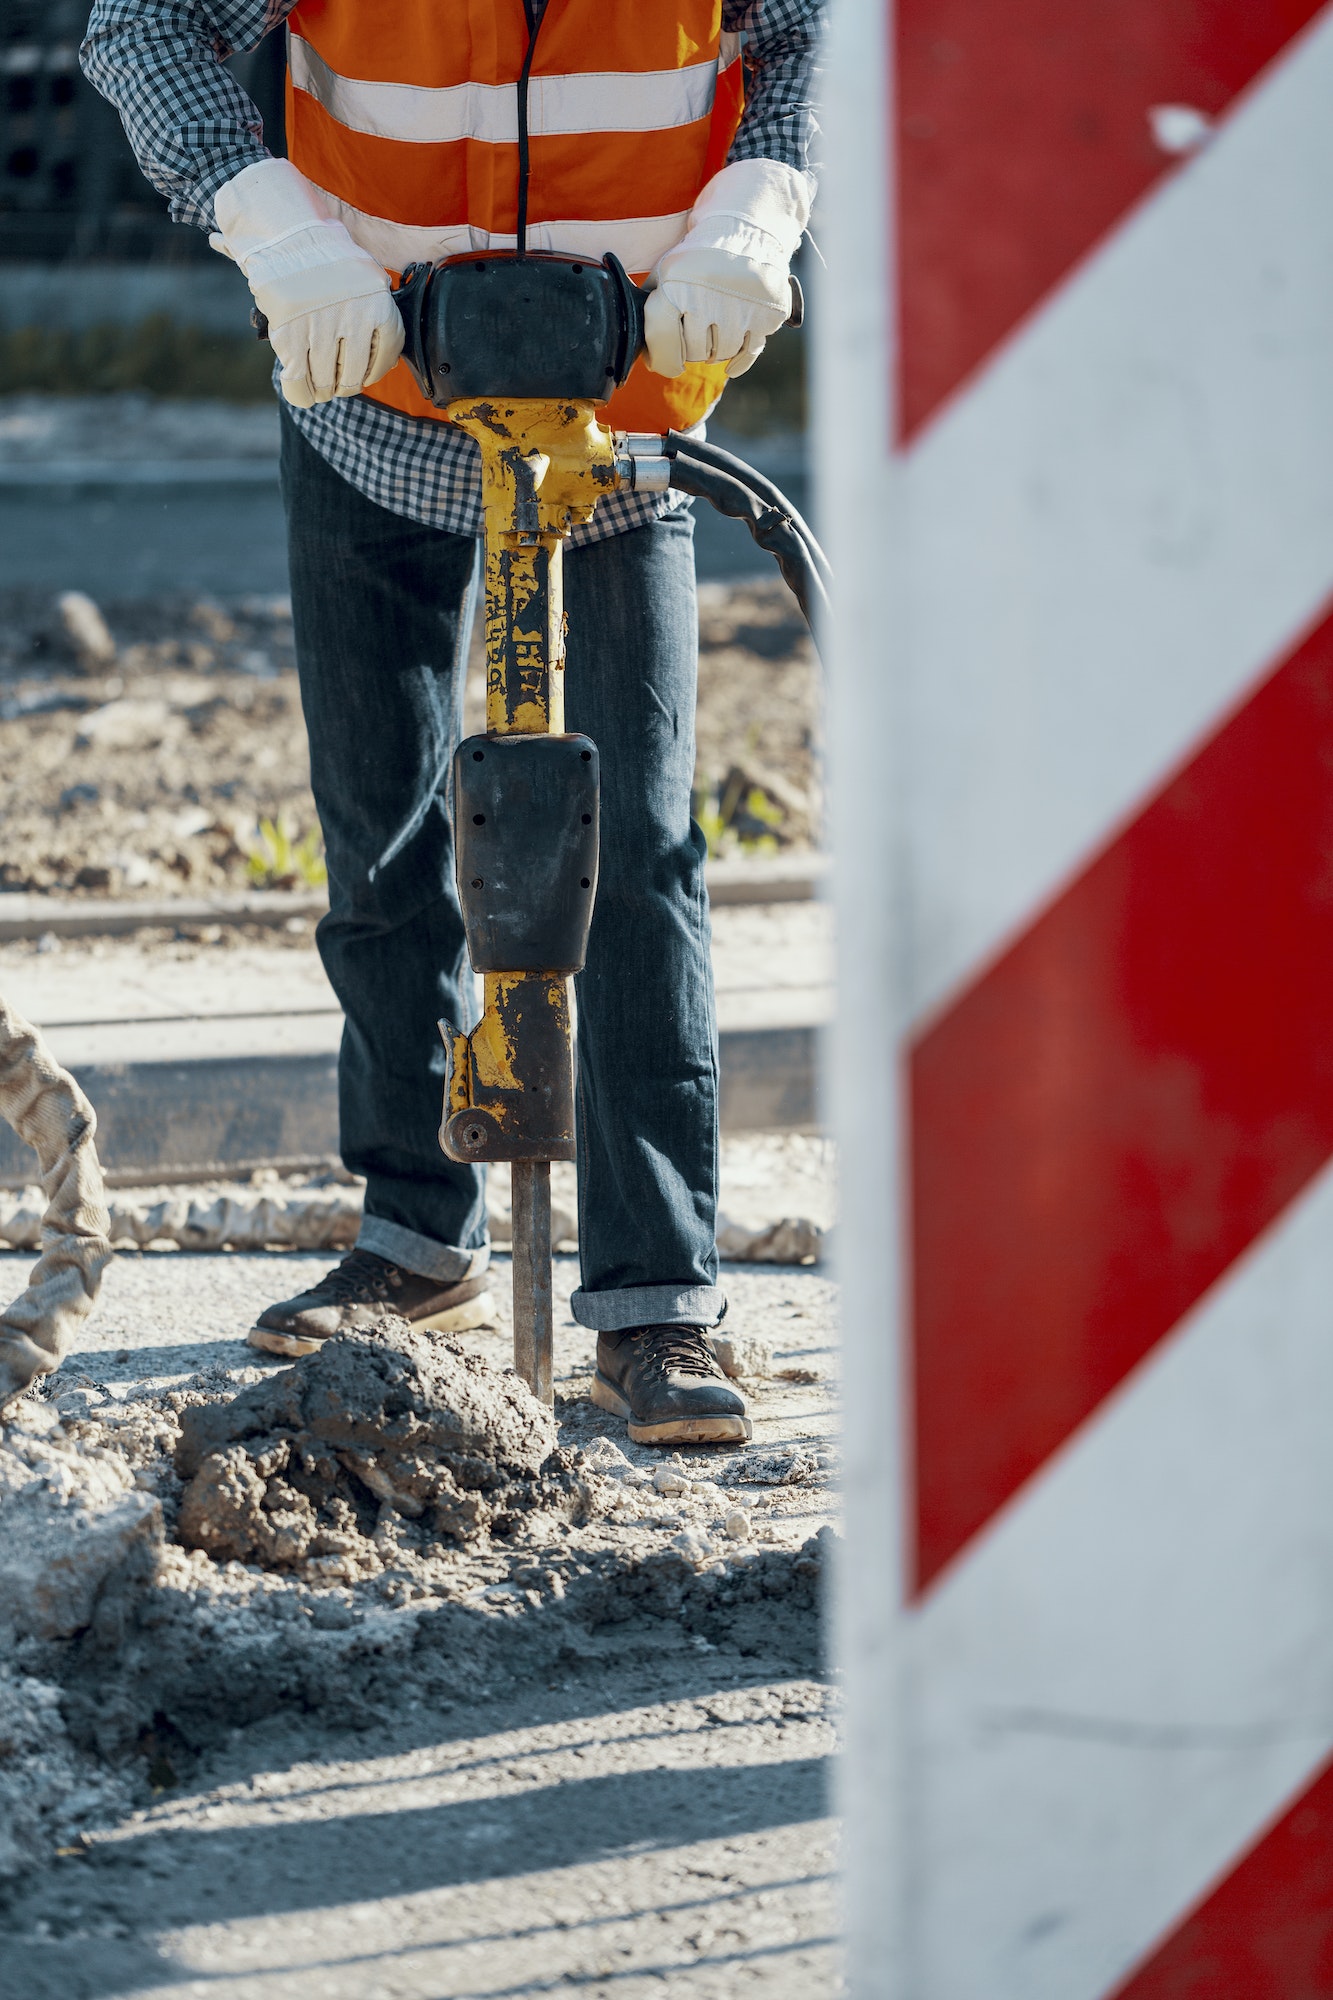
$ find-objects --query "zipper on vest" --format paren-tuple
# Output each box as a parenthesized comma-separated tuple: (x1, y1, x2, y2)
(515, 0, 547, 258)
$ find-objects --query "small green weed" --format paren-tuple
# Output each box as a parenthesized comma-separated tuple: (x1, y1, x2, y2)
(694, 766, 785, 858)
(246, 812, 327, 890)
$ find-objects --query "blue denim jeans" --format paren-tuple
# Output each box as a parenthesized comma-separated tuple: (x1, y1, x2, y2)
(280, 409, 722, 1331)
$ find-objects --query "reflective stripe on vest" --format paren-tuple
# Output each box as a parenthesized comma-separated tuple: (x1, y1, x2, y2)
(304, 184, 695, 282)
(284, 2, 746, 432)
(290, 35, 724, 146)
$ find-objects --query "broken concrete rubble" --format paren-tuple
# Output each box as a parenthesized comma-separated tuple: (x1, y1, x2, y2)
(711, 1330, 775, 1379)
(0, 1407, 160, 1643)
(55, 590, 117, 672)
(0, 1671, 133, 1883)
(716, 1212, 824, 1265)
(0, 1181, 823, 1268)
(173, 1320, 596, 1568)
(0, 1300, 834, 1889)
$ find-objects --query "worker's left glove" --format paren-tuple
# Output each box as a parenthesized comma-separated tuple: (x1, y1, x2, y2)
(644, 159, 811, 380)
(211, 158, 404, 409)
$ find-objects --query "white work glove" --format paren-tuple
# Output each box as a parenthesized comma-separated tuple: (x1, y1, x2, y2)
(644, 159, 811, 380)
(211, 158, 404, 409)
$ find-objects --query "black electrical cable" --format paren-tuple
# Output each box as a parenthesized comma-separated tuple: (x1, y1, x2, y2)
(515, 0, 545, 257)
(662, 445, 831, 642)
(665, 431, 831, 594)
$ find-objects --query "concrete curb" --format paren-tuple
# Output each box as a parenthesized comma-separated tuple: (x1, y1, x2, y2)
(0, 856, 826, 942)
(0, 891, 329, 943)
(0, 1027, 819, 1187)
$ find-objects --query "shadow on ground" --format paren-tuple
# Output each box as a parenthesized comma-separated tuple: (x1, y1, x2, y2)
(3, 1659, 834, 2000)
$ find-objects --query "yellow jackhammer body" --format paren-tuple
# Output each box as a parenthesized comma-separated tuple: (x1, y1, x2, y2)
(439, 399, 623, 1404)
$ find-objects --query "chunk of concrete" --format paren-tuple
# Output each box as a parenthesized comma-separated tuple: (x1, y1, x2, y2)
(710, 1332, 773, 1380)
(174, 1317, 588, 1569)
(0, 1415, 161, 1642)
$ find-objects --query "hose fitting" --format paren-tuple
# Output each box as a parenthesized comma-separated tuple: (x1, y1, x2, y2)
(613, 434, 673, 493)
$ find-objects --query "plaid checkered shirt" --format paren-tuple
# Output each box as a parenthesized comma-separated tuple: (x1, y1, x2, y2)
(81, 0, 823, 547)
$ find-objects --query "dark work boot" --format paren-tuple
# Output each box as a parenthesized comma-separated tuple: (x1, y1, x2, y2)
(247, 1248, 496, 1357)
(591, 1323, 752, 1446)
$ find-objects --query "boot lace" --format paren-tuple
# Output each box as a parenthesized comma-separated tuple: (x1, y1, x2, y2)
(632, 1324, 722, 1381)
(309, 1249, 401, 1306)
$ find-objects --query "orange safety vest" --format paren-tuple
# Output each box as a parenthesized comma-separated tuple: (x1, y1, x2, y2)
(283, 1, 746, 432)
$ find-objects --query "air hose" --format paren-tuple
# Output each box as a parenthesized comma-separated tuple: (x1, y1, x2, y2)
(0, 999, 112, 1412)
(659, 432, 831, 645)
(668, 433, 830, 590)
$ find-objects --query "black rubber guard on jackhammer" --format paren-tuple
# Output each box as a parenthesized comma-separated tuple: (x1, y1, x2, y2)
(396, 252, 645, 405)
(454, 734, 600, 973)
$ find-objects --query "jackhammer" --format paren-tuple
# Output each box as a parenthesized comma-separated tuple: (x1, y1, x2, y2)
(258, 250, 828, 1404)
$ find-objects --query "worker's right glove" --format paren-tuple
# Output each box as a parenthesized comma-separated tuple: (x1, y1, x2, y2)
(211, 158, 404, 409)
(644, 159, 812, 380)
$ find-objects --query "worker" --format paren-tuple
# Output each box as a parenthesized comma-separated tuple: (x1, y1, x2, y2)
(81, 0, 821, 1448)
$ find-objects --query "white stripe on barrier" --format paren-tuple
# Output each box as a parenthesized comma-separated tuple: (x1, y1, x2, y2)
(290, 34, 719, 145)
(900, 6, 1333, 1023)
(311, 188, 690, 278)
(912, 1154, 1333, 1999)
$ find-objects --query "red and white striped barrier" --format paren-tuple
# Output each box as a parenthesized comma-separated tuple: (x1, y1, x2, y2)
(821, 4, 1333, 1992)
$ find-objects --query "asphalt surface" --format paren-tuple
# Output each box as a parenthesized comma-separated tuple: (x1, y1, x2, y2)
(0, 476, 805, 598)
(0, 481, 292, 598)
(3, 1672, 838, 1999)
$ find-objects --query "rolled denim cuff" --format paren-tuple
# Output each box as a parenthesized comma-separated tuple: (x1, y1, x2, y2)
(569, 1283, 726, 1334)
(356, 1215, 490, 1285)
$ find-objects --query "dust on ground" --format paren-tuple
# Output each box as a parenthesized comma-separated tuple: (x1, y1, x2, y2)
(0, 577, 820, 899)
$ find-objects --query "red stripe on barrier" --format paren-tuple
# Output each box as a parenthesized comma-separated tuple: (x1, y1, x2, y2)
(910, 600, 1333, 1591)
(1107, 1755, 1333, 1997)
(897, 1, 1328, 440)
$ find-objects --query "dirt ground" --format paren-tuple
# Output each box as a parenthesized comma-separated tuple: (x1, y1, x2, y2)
(0, 578, 820, 899)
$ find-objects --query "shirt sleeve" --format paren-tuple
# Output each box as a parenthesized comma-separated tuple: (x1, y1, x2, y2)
(80, 0, 298, 231)
(722, 0, 825, 183)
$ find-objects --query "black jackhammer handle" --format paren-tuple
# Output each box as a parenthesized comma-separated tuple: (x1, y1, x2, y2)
(250, 271, 803, 346)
